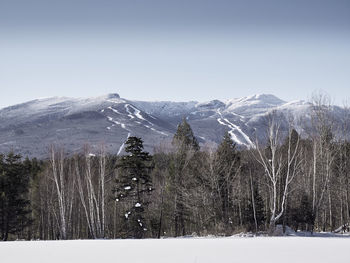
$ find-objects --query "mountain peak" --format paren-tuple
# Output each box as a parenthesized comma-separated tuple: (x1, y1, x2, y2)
(244, 94, 285, 104)
(106, 93, 120, 99)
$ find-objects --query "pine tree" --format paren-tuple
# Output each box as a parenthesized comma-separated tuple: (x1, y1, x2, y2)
(213, 132, 240, 225)
(170, 119, 199, 236)
(0, 153, 32, 241)
(114, 137, 153, 238)
(172, 118, 199, 151)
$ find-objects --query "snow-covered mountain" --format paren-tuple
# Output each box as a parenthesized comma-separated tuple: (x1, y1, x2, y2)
(0, 93, 344, 158)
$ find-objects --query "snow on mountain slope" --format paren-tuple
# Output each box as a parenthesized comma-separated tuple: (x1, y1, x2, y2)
(0, 93, 345, 158)
(223, 94, 286, 117)
(217, 109, 254, 148)
(131, 100, 198, 125)
(0, 93, 173, 157)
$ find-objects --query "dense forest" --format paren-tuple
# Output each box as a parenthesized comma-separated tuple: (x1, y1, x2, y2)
(1, 99, 350, 241)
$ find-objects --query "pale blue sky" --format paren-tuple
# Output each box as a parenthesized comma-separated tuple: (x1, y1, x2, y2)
(0, 0, 349, 108)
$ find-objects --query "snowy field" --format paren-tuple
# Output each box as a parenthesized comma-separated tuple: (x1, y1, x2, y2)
(1, 236, 350, 263)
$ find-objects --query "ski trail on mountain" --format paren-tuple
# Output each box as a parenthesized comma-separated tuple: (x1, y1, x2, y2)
(103, 104, 167, 136)
(106, 116, 127, 130)
(126, 104, 146, 120)
(217, 110, 254, 148)
(108, 106, 121, 115)
(144, 125, 168, 136)
(125, 104, 168, 136)
(223, 117, 254, 147)
(217, 118, 243, 145)
(125, 104, 135, 119)
(118, 132, 131, 155)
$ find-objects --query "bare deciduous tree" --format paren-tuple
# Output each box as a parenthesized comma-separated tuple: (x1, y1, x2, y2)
(49, 146, 75, 239)
(254, 114, 301, 234)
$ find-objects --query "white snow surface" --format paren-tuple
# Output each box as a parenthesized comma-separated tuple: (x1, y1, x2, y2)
(124, 104, 168, 136)
(222, 94, 286, 117)
(127, 104, 146, 121)
(1, 236, 349, 263)
(124, 104, 135, 119)
(217, 110, 254, 148)
(106, 116, 127, 130)
(108, 106, 121, 115)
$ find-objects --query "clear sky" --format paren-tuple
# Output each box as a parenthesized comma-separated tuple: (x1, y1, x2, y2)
(0, 0, 349, 108)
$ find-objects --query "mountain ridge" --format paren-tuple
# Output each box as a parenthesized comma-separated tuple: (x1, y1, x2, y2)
(0, 93, 342, 158)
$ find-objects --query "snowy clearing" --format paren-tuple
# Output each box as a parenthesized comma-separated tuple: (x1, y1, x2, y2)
(1, 236, 349, 263)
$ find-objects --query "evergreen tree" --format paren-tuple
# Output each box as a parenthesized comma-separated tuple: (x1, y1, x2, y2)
(172, 118, 199, 151)
(170, 119, 200, 236)
(114, 137, 153, 238)
(0, 153, 32, 241)
(289, 192, 314, 231)
(213, 132, 240, 225)
(24, 157, 43, 240)
(243, 187, 266, 232)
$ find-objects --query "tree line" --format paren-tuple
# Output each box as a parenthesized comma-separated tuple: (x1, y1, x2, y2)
(1, 96, 350, 240)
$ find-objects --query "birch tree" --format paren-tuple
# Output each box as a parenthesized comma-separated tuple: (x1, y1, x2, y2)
(49, 146, 75, 239)
(74, 145, 107, 238)
(309, 93, 337, 231)
(254, 114, 301, 234)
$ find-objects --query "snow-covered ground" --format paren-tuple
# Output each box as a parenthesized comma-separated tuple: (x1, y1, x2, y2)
(1, 236, 349, 263)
